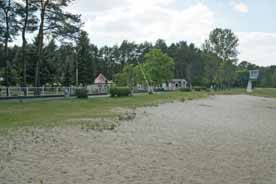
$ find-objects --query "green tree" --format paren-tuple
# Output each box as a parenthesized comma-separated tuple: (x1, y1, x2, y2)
(115, 64, 142, 89)
(0, 0, 19, 94)
(16, 0, 38, 87)
(34, 0, 81, 89)
(155, 39, 167, 53)
(76, 31, 96, 85)
(40, 39, 59, 85)
(143, 49, 175, 86)
(203, 28, 239, 63)
(272, 69, 276, 88)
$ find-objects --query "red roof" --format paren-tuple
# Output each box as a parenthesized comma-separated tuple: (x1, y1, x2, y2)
(95, 73, 108, 84)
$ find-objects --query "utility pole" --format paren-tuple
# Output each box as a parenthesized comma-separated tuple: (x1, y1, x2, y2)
(75, 48, 79, 86)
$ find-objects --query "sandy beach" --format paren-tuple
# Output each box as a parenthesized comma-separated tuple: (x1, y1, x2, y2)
(1, 95, 276, 184)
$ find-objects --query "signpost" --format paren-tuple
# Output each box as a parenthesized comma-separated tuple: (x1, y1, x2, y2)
(247, 70, 259, 93)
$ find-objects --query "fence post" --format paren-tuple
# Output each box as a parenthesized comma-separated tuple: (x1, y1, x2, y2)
(7, 87, 10, 97)
(41, 87, 45, 96)
(26, 87, 29, 97)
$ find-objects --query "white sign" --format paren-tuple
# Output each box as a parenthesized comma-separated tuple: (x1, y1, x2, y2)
(249, 70, 259, 80)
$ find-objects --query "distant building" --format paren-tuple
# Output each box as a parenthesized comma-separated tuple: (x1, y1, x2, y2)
(94, 73, 109, 84)
(87, 73, 112, 94)
(162, 79, 187, 91)
(136, 79, 188, 92)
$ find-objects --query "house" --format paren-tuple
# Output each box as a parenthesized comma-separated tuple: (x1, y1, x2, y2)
(162, 79, 188, 90)
(94, 73, 109, 84)
(136, 79, 187, 92)
(87, 73, 112, 94)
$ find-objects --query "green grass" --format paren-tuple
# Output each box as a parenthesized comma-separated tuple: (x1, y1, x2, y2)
(210, 88, 276, 98)
(210, 88, 246, 95)
(252, 88, 276, 98)
(0, 91, 208, 129)
(1, 88, 274, 129)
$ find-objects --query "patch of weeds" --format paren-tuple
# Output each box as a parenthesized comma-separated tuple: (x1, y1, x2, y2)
(118, 112, 136, 121)
(75, 118, 119, 131)
(199, 104, 212, 107)
(144, 102, 159, 107)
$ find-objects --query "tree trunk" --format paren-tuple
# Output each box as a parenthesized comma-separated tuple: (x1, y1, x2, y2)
(35, 0, 49, 94)
(22, 0, 29, 95)
(4, 1, 10, 96)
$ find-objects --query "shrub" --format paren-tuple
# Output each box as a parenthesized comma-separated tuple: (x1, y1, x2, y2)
(193, 86, 208, 91)
(110, 87, 131, 97)
(76, 88, 88, 98)
(179, 88, 192, 92)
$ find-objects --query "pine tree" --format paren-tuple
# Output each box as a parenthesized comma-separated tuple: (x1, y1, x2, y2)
(34, 0, 81, 90)
(0, 0, 19, 95)
(76, 31, 96, 85)
(16, 0, 38, 87)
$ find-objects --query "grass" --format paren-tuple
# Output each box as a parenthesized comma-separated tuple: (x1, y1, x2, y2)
(1, 88, 274, 130)
(252, 88, 276, 98)
(0, 91, 208, 129)
(210, 88, 246, 95)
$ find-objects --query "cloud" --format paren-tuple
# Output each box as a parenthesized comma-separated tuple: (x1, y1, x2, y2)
(75, 2, 215, 47)
(46, 0, 276, 66)
(238, 32, 276, 66)
(230, 1, 249, 13)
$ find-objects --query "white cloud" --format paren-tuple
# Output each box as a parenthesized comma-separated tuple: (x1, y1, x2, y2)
(238, 32, 276, 66)
(75, 1, 215, 47)
(51, 0, 276, 66)
(230, 1, 249, 13)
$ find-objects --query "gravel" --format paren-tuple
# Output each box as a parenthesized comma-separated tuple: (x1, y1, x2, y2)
(1, 95, 276, 184)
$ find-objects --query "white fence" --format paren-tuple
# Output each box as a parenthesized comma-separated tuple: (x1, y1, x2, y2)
(0, 85, 110, 98)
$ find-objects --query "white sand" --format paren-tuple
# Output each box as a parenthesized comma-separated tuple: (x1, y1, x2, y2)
(1, 95, 276, 184)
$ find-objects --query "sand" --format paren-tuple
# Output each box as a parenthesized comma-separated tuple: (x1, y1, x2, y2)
(1, 95, 276, 184)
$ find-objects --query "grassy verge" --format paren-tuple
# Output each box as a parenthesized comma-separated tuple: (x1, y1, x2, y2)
(252, 88, 276, 98)
(210, 88, 246, 95)
(210, 88, 276, 98)
(0, 91, 208, 129)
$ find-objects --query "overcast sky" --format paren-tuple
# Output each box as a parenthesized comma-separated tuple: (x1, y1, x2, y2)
(66, 0, 276, 66)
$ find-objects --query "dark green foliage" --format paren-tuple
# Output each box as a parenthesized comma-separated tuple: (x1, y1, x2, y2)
(77, 31, 96, 85)
(179, 88, 192, 92)
(203, 28, 239, 63)
(76, 88, 88, 98)
(110, 87, 131, 97)
(144, 49, 175, 85)
(193, 86, 208, 91)
(1, 18, 276, 91)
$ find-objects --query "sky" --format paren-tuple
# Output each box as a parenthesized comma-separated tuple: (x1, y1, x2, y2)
(66, 0, 275, 66)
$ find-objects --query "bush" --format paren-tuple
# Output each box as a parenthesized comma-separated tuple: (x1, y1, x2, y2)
(76, 88, 88, 98)
(110, 87, 131, 97)
(179, 88, 192, 92)
(193, 86, 208, 91)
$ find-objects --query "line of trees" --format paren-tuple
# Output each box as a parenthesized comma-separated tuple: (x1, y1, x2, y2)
(1, 1, 276, 89)
(0, 0, 81, 95)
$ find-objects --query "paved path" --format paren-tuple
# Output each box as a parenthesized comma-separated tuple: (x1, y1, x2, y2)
(1, 95, 276, 184)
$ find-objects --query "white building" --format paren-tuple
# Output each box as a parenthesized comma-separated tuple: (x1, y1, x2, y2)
(162, 79, 187, 91)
